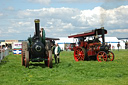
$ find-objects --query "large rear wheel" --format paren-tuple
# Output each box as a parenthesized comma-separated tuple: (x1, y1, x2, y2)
(25, 50, 29, 68)
(22, 42, 28, 66)
(21, 51, 25, 66)
(48, 50, 52, 68)
(74, 47, 85, 61)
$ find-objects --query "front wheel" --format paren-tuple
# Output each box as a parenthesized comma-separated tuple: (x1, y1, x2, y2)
(97, 51, 107, 62)
(107, 51, 114, 61)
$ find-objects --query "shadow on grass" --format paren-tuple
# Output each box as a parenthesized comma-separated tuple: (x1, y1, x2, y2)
(87, 56, 97, 61)
(29, 63, 46, 69)
(28, 62, 58, 69)
(0, 57, 9, 66)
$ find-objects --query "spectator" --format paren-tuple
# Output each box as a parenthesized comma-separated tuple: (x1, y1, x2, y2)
(0, 45, 2, 53)
(4, 46, 8, 50)
(52, 43, 61, 64)
(109, 44, 111, 50)
(50, 40, 55, 47)
(112, 46, 115, 51)
(40, 28, 45, 37)
(117, 42, 120, 51)
(78, 39, 82, 46)
(40, 28, 45, 44)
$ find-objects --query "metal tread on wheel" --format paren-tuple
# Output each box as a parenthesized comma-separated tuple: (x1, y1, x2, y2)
(45, 50, 52, 68)
(48, 50, 52, 68)
(22, 41, 29, 68)
(25, 50, 29, 68)
(22, 41, 27, 66)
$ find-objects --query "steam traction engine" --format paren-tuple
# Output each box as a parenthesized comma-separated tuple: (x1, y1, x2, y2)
(22, 19, 59, 68)
(68, 27, 114, 62)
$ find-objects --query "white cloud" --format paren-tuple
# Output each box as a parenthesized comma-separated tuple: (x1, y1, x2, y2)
(0, 30, 1, 34)
(1, 5, 128, 39)
(58, 0, 128, 3)
(18, 22, 31, 26)
(8, 29, 20, 33)
(18, 5, 128, 38)
(6, 6, 14, 11)
(109, 29, 128, 33)
(28, 0, 51, 5)
(0, 13, 3, 16)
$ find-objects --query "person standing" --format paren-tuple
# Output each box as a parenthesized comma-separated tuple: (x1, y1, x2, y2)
(109, 44, 111, 50)
(117, 42, 120, 51)
(40, 28, 45, 45)
(53, 43, 61, 64)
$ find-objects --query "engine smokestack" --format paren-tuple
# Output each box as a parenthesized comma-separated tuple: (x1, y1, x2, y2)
(101, 27, 105, 46)
(34, 19, 40, 38)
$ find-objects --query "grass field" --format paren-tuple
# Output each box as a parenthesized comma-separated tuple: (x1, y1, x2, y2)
(0, 50, 128, 85)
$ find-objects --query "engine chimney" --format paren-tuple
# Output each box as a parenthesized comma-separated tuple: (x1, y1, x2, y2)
(34, 19, 40, 38)
(101, 27, 105, 46)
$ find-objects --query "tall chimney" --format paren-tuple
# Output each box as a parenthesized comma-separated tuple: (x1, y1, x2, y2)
(34, 19, 40, 38)
(101, 27, 105, 46)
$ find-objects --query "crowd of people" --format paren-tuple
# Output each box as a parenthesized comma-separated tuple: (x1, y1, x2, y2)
(0, 45, 8, 53)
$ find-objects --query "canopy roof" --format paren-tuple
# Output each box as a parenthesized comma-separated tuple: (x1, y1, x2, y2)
(46, 37, 59, 40)
(68, 28, 107, 38)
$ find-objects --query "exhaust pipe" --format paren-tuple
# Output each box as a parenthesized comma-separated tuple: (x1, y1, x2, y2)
(34, 19, 40, 38)
(101, 27, 105, 46)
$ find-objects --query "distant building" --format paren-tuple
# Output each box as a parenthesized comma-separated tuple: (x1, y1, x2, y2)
(118, 38, 128, 49)
(55, 37, 74, 51)
(99, 37, 125, 49)
(1, 40, 18, 46)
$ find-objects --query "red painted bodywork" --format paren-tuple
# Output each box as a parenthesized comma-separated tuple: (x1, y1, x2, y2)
(68, 28, 108, 61)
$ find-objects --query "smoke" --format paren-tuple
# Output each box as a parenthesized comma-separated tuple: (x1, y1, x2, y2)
(100, 0, 127, 27)
(100, 8, 107, 27)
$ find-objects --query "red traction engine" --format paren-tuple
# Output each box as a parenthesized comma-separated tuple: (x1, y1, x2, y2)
(68, 27, 114, 62)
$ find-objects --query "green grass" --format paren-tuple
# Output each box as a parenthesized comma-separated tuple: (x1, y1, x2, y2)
(0, 50, 128, 85)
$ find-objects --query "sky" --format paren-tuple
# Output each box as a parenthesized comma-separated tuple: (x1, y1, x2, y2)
(0, 0, 128, 40)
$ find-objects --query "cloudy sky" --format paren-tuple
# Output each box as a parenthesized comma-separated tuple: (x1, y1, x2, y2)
(0, 0, 128, 40)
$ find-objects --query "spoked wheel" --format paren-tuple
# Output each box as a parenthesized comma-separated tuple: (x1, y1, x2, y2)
(25, 50, 29, 68)
(107, 51, 114, 61)
(74, 47, 85, 61)
(97, 51, 107, 62)
(45, 50, 52, 68)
